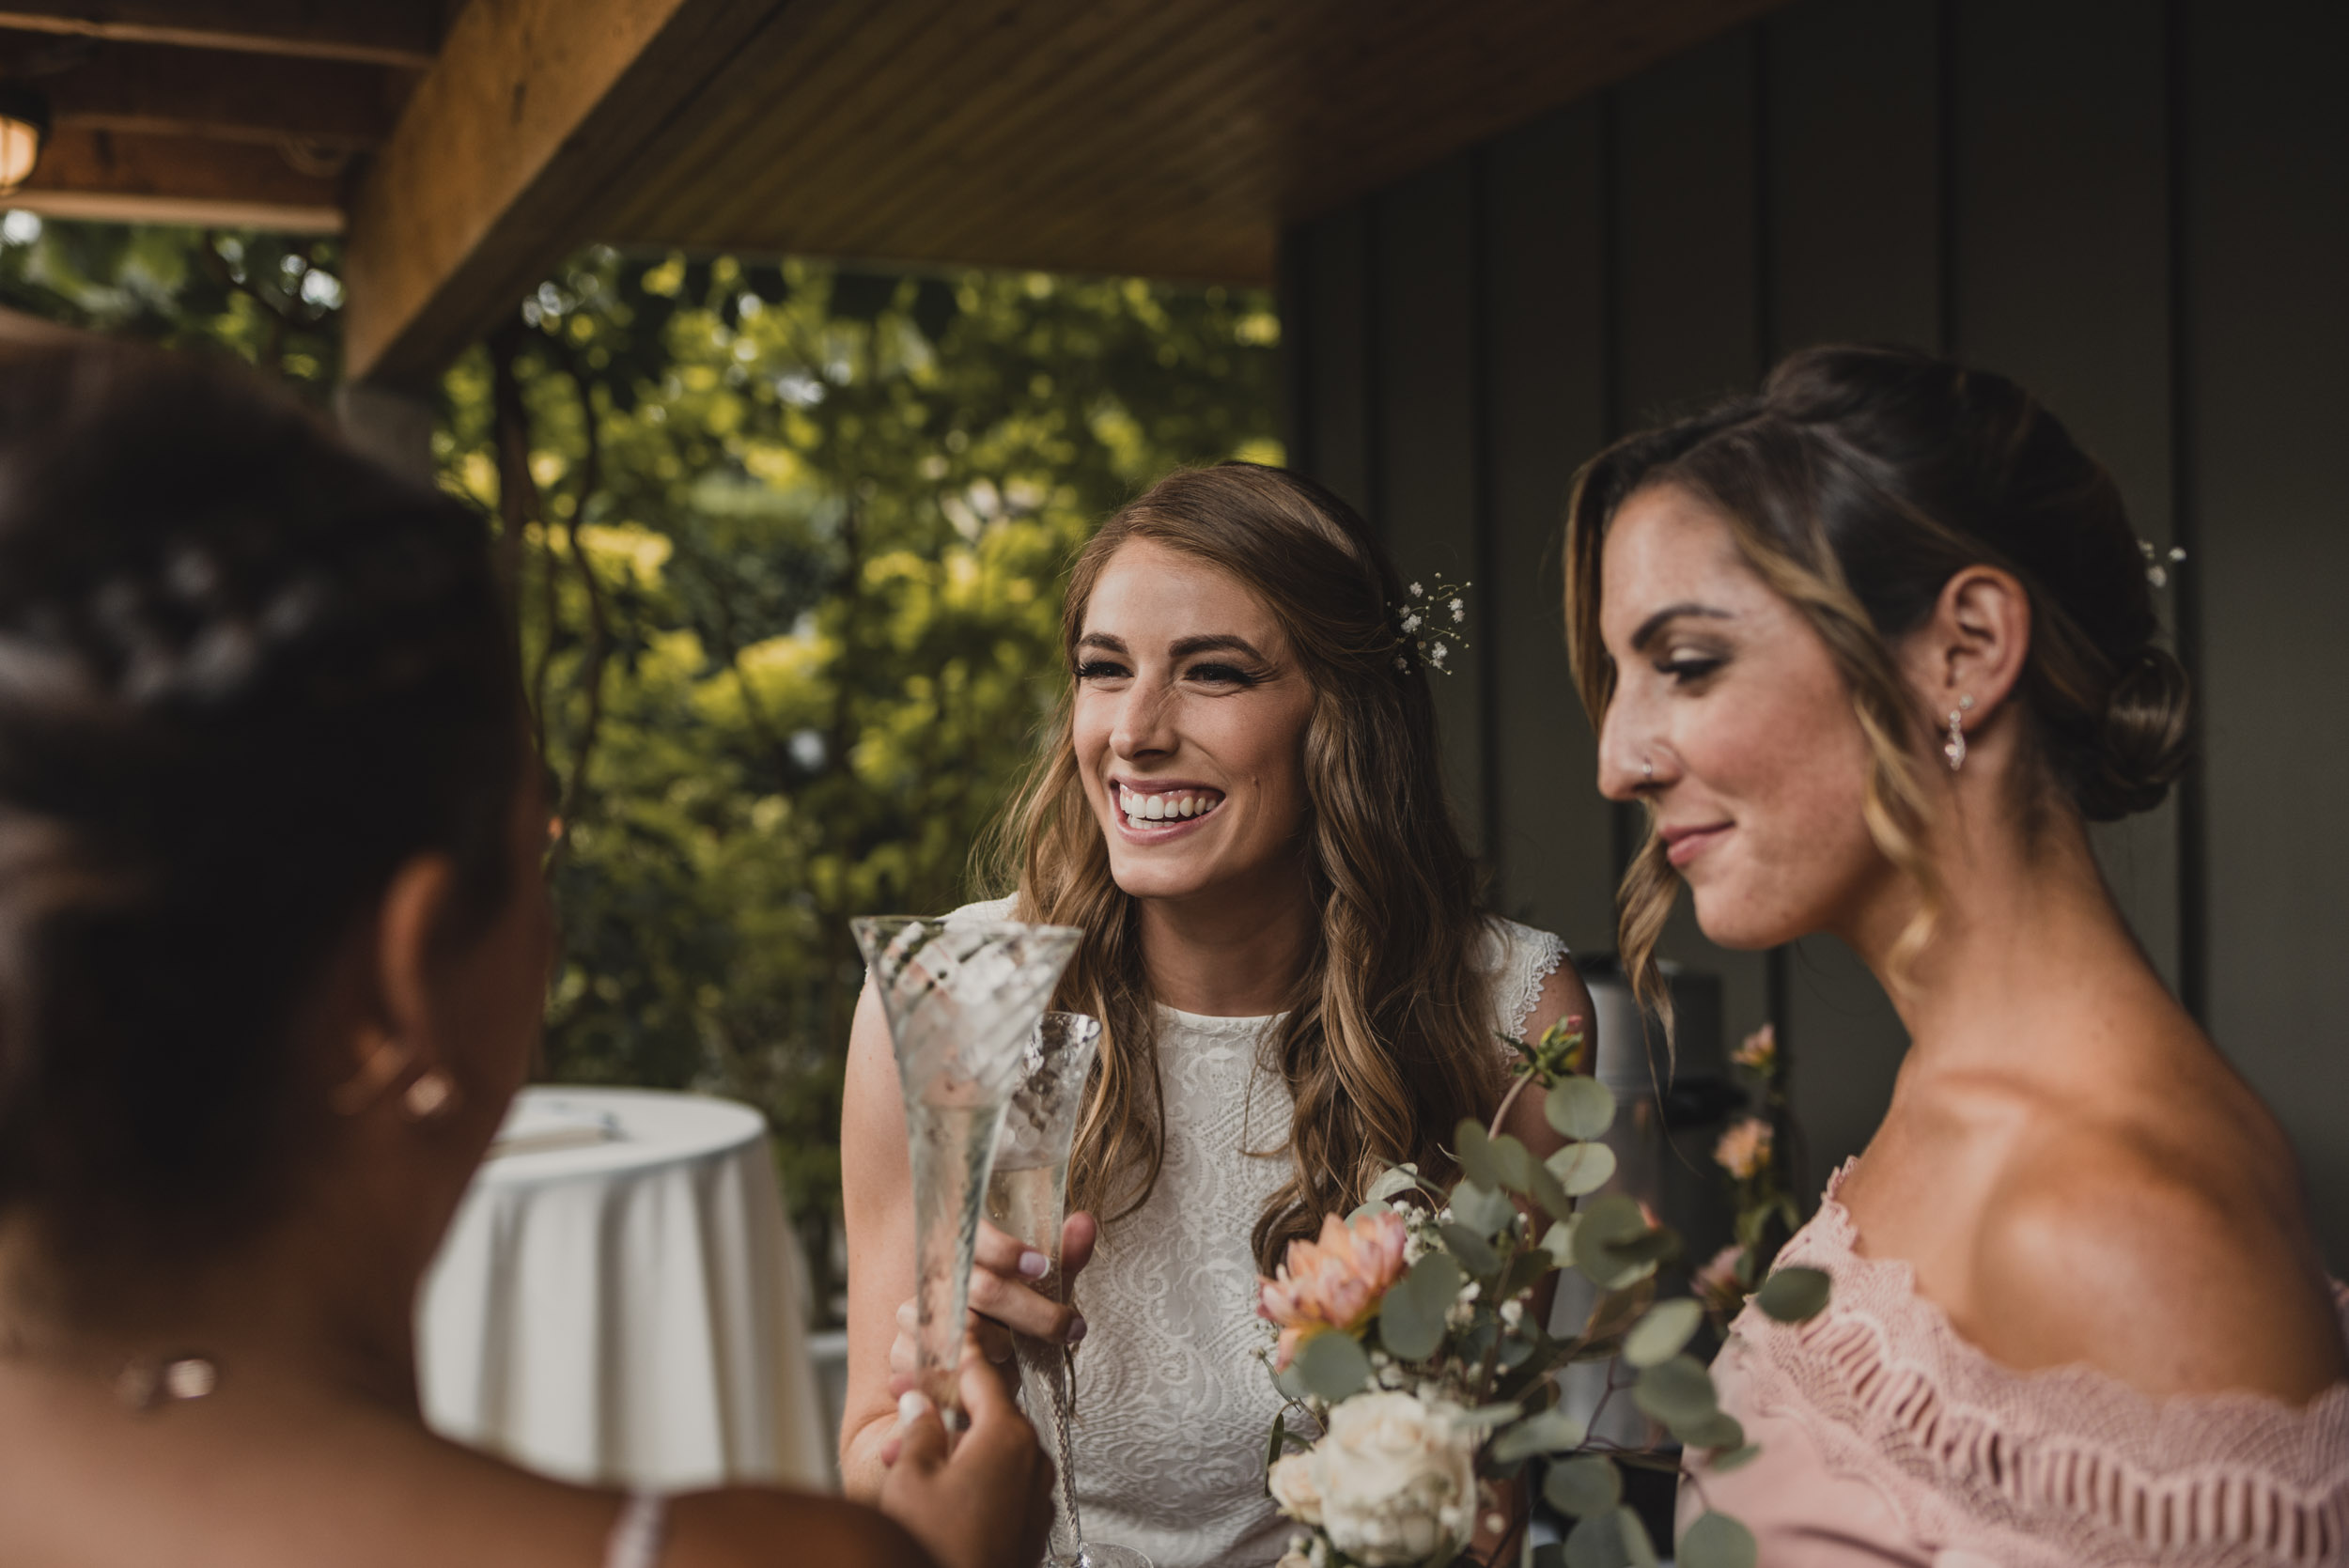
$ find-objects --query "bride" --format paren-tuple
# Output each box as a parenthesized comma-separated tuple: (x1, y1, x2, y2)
(838, 462, 1591, 1565)
(1567, 344, 2349, 1563)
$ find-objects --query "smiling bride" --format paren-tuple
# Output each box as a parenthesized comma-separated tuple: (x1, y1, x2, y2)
(836, 462, 1592, 1566)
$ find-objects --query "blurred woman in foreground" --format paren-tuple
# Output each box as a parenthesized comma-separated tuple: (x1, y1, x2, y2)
(0, 340, 1050, 1568)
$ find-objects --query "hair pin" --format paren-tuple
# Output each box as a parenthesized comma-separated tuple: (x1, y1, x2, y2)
(1393, 577, 1470, 675)
(2139, 539, 2186, 588)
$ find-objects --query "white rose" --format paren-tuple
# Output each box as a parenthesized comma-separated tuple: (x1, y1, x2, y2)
(1268, 1451, 1325, 1525)
(1305, 1391, 1477, 1567)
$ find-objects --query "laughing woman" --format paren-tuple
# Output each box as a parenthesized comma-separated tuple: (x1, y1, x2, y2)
(838, 463, 1593, 1566)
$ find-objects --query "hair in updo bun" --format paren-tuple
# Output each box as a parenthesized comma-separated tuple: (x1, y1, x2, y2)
(1563, 344, 2190, 1009)
(0, 339, 520, 1272)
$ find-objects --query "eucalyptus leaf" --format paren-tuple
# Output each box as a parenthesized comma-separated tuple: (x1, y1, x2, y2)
(1346, 1200, 1387, 1222)
(1264, 1411, 1286, 1475)
(1491, 1405, 1589, 1463)
(1441, 1219, 1502, 1277)
(1676, 1410, 1746, 1452)
(1574, 1194, 1658, 1290)
(1294, 1328, 1374, 1403)
(1563, 1505, 1657, 1568)
(1368, 1165, 1426, 1203)
(1631, 1353, 1719, 1428)
(1707, 1443, 1763, 1474)
(1542, 1454, 1623, 1518)
(1678, 1512, 1758, 1568)
(1458, 1401, 1523, 1427)
(1548, 1139, 1619, 1197)
(1455, 1118, 1501, 1190)
(1489, 1131, 1534, 1193)
(1754, 1265, 1831, 1324)
(1541, 1216, 1579, 1266)
(1377, 1250, 1463, 1361)
(1526, 1152, 1576, 1220)
(1272, 1358, 1310, 1402)
(1449, 1181, 1517, 1242)
(1546, 1075, 1616, 1141)
(1623, 1297, 1704, 1369)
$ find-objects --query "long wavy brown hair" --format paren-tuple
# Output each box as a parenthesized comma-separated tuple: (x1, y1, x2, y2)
(1563, 345, 2189, 1022)
(985, 463, 1501, 1274)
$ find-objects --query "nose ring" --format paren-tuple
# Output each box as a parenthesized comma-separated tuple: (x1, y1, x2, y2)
(1641, 758, 1655, 782)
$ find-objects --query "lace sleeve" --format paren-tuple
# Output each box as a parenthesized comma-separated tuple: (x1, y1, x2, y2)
(1485, 917, 1569, 1048)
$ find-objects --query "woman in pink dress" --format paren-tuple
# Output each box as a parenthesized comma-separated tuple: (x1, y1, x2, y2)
(1563, 344, 2349, 1566)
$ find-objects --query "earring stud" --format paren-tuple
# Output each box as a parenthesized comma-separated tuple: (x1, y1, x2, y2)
(1944, 694, 1975, 772)
(404, 1070, 459, 1122)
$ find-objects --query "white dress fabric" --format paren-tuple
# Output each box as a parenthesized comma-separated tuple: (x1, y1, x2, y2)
(953, 898, 1568, 1568)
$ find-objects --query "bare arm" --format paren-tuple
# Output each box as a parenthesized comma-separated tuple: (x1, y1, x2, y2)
(840, 979, 919, 1500)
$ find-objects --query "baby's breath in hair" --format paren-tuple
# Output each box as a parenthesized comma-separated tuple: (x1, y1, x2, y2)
(1392, 577, 1470, 675)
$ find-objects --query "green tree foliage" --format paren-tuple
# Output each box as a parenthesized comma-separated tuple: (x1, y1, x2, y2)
(0, 217, 1280, 1309)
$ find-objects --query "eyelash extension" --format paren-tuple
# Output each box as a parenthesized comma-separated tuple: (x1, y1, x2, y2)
(1658, 656, 1724, 684)
(1190, 662, 1264, 686)
(1074, 660, 1127, 680)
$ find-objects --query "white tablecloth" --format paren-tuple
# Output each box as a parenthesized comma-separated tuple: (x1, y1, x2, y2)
(418, 1086, 832, 1492)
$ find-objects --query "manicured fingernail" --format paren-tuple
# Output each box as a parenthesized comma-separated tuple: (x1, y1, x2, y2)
(896, 1390, 930, 1427)
(1066, 1313, 1088, 1343)
(1018, 1250, 1050, 1280)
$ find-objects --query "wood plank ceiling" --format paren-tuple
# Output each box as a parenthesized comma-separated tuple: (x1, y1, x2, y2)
(0, 0, 1779, 377)
(600, 0, 1782, 284)
(0, 3, 441, 229)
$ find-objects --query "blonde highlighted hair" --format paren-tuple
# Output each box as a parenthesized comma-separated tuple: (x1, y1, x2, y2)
(985, 462, 1501, 1274)
(1564, 345, 2189, 1017)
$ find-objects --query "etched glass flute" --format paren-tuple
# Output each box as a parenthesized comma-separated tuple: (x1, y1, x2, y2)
(986, 1011, 1151, 1568)
(853, 915, 1081, 1425)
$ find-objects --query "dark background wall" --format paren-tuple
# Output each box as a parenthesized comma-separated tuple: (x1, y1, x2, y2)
(1279, 0, 2349, 1265)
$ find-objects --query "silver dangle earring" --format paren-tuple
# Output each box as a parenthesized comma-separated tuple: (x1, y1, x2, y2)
(1944, 694, 1975, 772)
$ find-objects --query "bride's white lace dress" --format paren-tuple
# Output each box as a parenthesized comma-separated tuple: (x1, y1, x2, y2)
(955, 898, 1567, 1568)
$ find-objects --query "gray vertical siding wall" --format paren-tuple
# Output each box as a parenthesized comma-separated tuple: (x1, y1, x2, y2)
(1281, 0, 2349, 1264)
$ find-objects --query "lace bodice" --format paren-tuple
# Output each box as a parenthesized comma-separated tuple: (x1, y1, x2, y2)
(954, 900, 1566, 1568)
(1688, 1162, 2349, 1567)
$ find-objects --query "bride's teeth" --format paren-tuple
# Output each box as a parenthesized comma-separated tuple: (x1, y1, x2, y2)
(1177, 797, 1194, 817)
(1144, 795, 1166, 820)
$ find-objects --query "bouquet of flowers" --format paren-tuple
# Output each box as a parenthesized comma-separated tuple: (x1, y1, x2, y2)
(1693, 1023, 1805, 1322)
(1256, 1017, 1829, 1568)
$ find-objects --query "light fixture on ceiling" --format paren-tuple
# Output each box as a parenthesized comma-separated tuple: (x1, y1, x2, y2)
(0, 83, 51, 197)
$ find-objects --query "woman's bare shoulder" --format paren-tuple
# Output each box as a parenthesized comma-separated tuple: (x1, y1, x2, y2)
(1968, 1114, 2345, 1405)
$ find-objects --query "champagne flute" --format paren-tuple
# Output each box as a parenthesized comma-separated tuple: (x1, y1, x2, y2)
(987, 1011, 1152, 1568)
(853, 915, 1081, 1425)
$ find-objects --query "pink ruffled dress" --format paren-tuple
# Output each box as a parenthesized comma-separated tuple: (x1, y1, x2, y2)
(1685, 1163, 2349, 1566)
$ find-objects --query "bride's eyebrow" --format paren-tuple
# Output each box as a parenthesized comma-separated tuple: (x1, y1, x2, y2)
(1629, 603, 1734, 653)
(1170, 635, 1267, 660)
(1077, 632, 1128, 655)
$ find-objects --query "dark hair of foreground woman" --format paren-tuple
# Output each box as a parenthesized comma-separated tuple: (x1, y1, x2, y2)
(0, 338, 1049, 1568)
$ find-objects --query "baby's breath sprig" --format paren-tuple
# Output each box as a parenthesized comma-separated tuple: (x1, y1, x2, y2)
(1393, 577, 1470, 675)
(2139, 538, 2186, 588)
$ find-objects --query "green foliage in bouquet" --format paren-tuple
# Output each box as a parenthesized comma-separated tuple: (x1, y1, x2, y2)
(1256, 1016, 1830, 1568)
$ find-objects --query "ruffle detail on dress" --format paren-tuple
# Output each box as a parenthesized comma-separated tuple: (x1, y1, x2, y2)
(1731, 1161, 2349, 1567)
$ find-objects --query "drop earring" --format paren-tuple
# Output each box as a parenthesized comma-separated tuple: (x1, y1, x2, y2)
(1944, 694, 1975, 772)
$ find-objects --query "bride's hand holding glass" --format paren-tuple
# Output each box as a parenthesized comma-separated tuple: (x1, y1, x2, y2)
(890, 1212, 1097, 1385)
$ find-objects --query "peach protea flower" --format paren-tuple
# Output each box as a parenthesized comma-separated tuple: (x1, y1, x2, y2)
(1732, 1021, 1778, 1076)
(1714, 1116, 1773, 1181)
(1259, 1209, 1410, 1368)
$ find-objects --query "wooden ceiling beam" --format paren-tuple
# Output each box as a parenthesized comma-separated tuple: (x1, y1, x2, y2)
(7, 124, 342, 230)
(18, 34, 406, 148)
(0, 3, 441, 68)
(340, 0, 798, 388)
